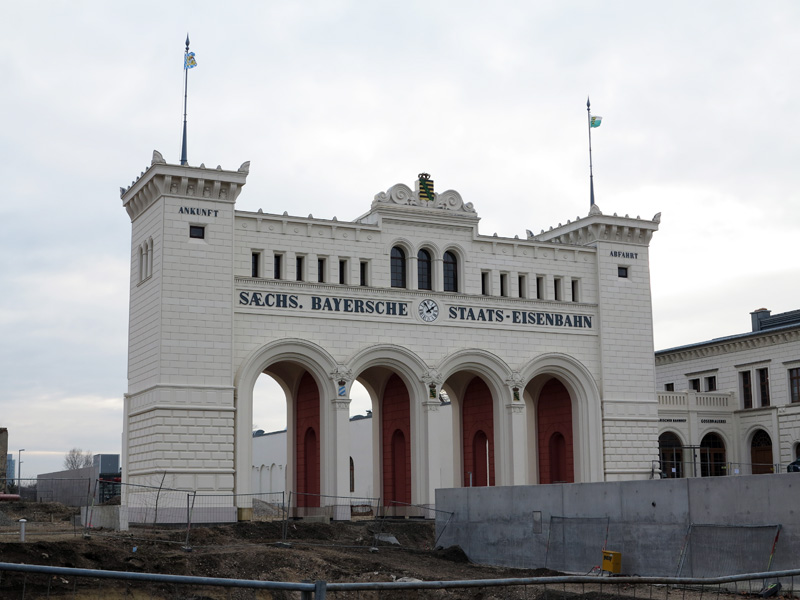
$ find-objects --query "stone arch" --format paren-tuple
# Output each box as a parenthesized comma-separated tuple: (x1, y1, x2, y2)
(234, 339, 338, 501)
(347, 344, 430, 507)
(658, 430, 685, 478)
(437, 349, 513, 486)
(699, 430, 728, 477)
(748, 428, 774, 474)
(519, 353, 602, 484)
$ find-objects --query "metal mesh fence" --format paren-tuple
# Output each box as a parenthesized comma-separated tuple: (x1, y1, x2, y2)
(676, 523, 781, 577)
(545, 516, 610, 574)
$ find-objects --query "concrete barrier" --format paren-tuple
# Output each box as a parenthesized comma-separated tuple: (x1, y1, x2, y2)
(435, 474, 800, 575)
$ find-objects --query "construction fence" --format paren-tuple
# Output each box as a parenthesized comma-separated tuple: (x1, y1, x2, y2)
(2, 562, 800, 599)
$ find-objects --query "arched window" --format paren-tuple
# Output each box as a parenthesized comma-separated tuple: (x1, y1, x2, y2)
(700, 432, 726, 477)
(443, 251, 458, 292)
(658, 432, 683, 478)
(391, 247, 406, 288)
(750, 429, 773, 474)
(417, 249, 432, 290)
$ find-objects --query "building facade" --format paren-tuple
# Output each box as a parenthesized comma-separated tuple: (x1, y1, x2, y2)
(121, 153, 662, 520)
(655, 308, 800, 477)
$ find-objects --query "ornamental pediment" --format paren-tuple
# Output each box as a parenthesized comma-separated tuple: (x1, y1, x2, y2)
(372, 173, 477, 215)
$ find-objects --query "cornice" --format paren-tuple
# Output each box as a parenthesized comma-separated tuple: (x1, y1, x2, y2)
(533, 203, 660, 247)
(655, 327, 800, 365)
(121, 150, 249, 222)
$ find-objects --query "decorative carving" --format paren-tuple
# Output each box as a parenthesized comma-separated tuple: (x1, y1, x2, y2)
(239, 161, 250, 174)
(151, 150, 166, 166)
(505, 371, 524, 401)
(421, 369, 443, 387)
(373, 182, 476, 213)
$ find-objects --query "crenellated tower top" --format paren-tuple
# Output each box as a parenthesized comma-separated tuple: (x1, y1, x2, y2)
(121, 150, 249, 222)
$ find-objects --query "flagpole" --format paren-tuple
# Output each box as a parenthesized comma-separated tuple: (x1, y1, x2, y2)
(180, 34, 190, 166)
(587, 96, 595, 207)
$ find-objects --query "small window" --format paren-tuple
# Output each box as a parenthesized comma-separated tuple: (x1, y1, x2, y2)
(758, 368, 770, 407)
(274, 254, 283, 280)
(554, 278, 562, 301)
(391, 247, 406, 288)
(318, 258, 326, 283)
(251, 252, 260, 278)
(481, 272, 490, 296)
(360, 261, 368, 286)
(500, 273, 508, 297)
(339, 259, 347, 285)
(571, 279, 580, 302)
(350, 457, 355, 493)
(689, 378, 700, 392)
(189, 225, 205, 239)
(790, 368, 800, 404)
(518, 275, 527, 299)
(664, 383, 675, 392)
(417, 249, 432, 290)
(443, 251, 458, 292)
(705, 376, 716, 392)
(741, 371, 753, 409)
(536, 276, 544, 300)
(296, 256, 305, 281)
(618, 266, 628, 278)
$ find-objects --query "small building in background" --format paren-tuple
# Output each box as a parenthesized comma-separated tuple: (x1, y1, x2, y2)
(37, 454, 121, 506)
(655, 308, 800, 477)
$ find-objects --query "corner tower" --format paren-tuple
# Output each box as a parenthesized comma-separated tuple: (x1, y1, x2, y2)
(121, 151, 248, 520)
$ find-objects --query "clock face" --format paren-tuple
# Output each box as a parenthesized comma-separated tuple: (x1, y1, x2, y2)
(418, 299, 439, 322)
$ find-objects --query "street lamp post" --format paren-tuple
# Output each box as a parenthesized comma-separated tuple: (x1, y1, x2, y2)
(18, 449, 24, 488)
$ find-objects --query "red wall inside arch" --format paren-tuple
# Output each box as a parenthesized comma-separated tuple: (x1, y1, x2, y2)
(382, 374, 411, 506)
(295, 371, 320, 507)
(462, 377, 495, 487)
(537, 378, 574, 484)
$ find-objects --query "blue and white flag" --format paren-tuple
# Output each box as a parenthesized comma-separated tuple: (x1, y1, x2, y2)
(184, 52, 197, 69)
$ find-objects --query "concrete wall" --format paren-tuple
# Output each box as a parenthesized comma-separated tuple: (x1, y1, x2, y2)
(436, 474, 800, 575)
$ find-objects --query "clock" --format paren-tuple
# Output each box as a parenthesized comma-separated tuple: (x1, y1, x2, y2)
(418, 299, 439, 322)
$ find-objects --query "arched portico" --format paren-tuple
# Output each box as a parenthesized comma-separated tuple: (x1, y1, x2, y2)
(520, 353, 603, 484)
(437, 349, 519, 487)
(348, 344, 432, 509)
(234, 339, 339, 514)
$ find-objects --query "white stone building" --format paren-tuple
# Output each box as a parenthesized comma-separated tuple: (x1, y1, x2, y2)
(121, 153, 662, 521)
(655, 308, 800, 477)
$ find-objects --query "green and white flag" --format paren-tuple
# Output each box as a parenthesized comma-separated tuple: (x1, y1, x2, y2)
(590, 115, 602, 128)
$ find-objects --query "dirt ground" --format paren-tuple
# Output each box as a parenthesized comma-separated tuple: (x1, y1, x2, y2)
(0, 501, 776, 600)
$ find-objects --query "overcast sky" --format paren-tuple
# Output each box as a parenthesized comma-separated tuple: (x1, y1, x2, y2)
(1, 1, 798, 478)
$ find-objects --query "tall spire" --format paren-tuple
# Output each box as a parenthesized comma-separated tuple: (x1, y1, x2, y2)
(180, 34, 193, 166)
(587, 96, 595, 207)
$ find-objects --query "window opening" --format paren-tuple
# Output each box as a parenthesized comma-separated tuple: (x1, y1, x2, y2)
(274, 254, 283, 280)
(189, 225, 205, 239)
(618, 266, 628, 278)
(443, 251, 458, 292)
(417, 249, 432, 290)
(251, 252, 260, 278)
(741, 371, 752, 409)
(390, 247, 406, 288)
(360, 261, 368, 286)
(318, 258, 325, 283)
(758, 368, 770, 406)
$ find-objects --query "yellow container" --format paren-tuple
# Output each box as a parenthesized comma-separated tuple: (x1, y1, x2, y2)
(602, 550, 622, 574)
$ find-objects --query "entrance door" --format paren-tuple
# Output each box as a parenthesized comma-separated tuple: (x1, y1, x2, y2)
(750, 429, 773, 474)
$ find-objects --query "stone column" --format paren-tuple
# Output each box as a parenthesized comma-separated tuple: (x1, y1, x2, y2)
(329, 367, 353, 520)
(503, 372, 527, 485)
(420, 370, 444, 515)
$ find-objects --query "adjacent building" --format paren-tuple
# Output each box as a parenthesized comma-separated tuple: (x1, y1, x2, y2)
(655, 308, 800, 477)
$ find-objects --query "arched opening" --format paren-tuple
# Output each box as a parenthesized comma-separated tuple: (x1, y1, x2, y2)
(251, 373, 288, 496)
(659, 431, 683, 478)
(700, 432, 726, 477)
(443, 251, 458, 292)
(462, 377, 495, 487)
(391, 246, 406, 288)
(417, 249, 432, 290)
(537, 378, 574, 484)
(381, 374, 411, 508)
(750, 429, 773, 474)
